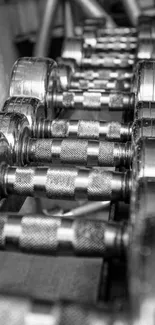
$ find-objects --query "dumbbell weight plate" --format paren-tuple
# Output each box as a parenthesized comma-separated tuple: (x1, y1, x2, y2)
(129, 180, 155, 324)
(3, 97, 45, 131)
(9, 57, 57, 120)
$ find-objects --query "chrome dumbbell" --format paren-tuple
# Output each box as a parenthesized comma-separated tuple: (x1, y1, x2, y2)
(57, 57, 133, 84)
(62, 19, 154, 68)
(10, 58, 154, 118)
(0, 137, 154, 201)
(0, 112, 131, 168)
(1, 106, 153, 169)
(0, 212, 127, 258)
(79, 17, 155, 51)
(2, 96, 132, 142)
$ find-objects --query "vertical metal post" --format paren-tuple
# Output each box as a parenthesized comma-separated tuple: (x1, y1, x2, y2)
(34, 0, 60, 57)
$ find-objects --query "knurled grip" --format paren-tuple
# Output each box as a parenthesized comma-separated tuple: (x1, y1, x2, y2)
(13, 167, 35, 195)
(6, 166, 118, 201)
(71, 79, 129, 91)
(87, 169, 112, 200)
(82, 55, 134, 68)
(74, 69, 133, 80)
(98, 142, 115, 166)
(96, 35, 137, 43)
(46, 167, 78, 199)
(95, 41, 136, 51)
(73, 219, 106, 255)
(109, 93, 132, 110)
(27, 138, 116, 167)
(20, 216, 60, 252)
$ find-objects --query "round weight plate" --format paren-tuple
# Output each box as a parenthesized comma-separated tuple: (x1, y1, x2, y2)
(0, 112, 29, 164)
(133, 61, 155, 103)
(135, 101, 155, 120)
(129, 180, 155, 324)
(3, 97, 45, 132)
(9, 57, 57, 119)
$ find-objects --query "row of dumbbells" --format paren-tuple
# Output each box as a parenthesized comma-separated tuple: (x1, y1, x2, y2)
(0, 20, 153, 250)
(0, 16, 154, 325)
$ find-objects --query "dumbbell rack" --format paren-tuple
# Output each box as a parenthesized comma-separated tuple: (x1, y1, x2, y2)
(1, 14, 155, 325)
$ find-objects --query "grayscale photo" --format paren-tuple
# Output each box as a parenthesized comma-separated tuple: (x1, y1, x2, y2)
(0, 0, 153, 324)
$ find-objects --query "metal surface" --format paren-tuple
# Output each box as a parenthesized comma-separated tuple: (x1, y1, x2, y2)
(73, 0, 116, 28)
(64, 0, 74, 38)
(0, 164, 129, 202)
(121, 0, 141, 26)
(33, 0, 59, 57)
(10, 57, 57, 119)
(0, 213, 127, 257)
(2, 11, 155, 324)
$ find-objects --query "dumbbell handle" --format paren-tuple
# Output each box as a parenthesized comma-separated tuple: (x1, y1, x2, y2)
(97, 27, 136, 36)
(95, 35, 137, 43)
(0, 214, 128, 257)
(1, 164, 130, 201)
(80, 55, 135, 68)
(72, 69, 133, 81)
(83, 41, 137, 51)
(23, 138, 131, 168)
(70, 79, 131, 91)
(55, 91, 134, 111)
(32, 119, 131, 141)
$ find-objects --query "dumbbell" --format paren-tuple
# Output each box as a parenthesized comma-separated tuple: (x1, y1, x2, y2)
(79, 17, 155, 52)
(3, 98, 155, 167)
(75, 18, 139, 52)
(4, 97, 155, 147)
(2, 101, 155, 169)
(1, 96, 131, 142)
(0, 212, 128, 258)
(57, 57, 134, 81)
(0, 136, 154, 202)
(62, 19, 155, 69)
(31, 101, 155, 143)
(10, 57, 153, 119)
(59, 18, 155, 90)
(3, 107, 154, 170)
(0, 112, 131, 168)
(57, 56, 134, 91)
(9, 58, 155, 137)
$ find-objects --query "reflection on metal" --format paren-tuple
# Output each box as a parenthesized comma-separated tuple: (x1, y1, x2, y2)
(121, 0, 141, 26)
(64, 0, 74, 38)
(73, 0, 116, 27)
(34, 0, 59, 57)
